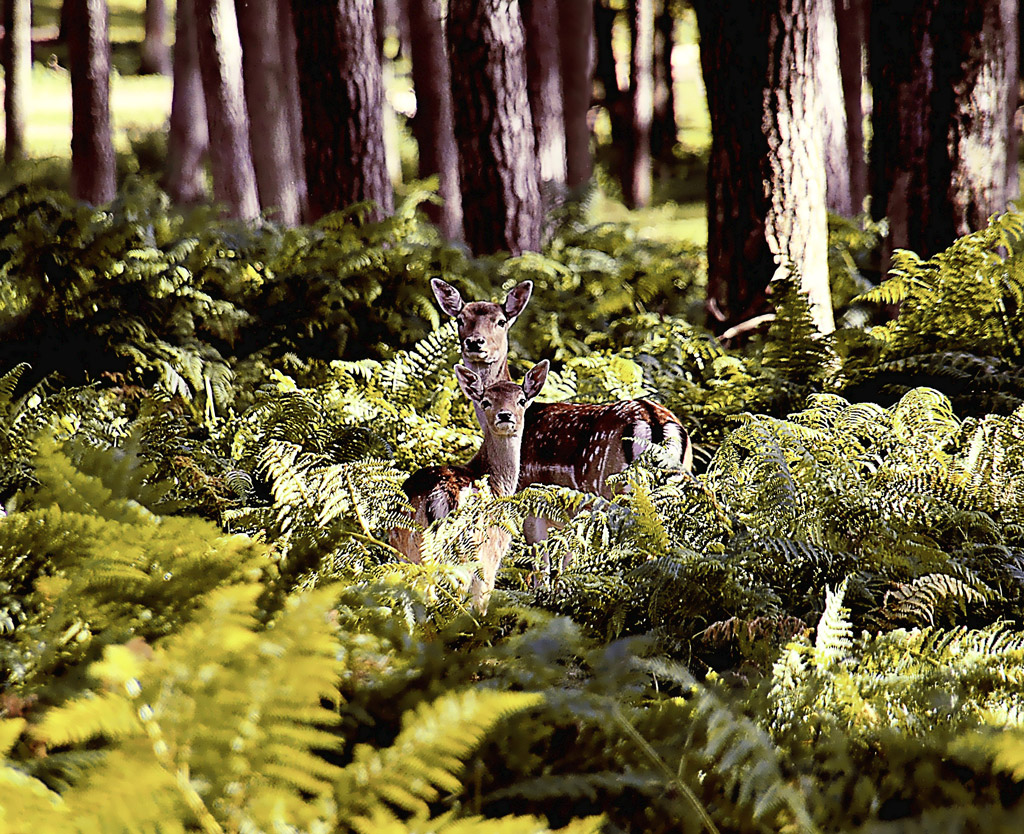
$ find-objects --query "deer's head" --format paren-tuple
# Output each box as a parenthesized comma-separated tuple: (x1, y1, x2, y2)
(454, 360, 548, 437)
(431, 278, 532, 369)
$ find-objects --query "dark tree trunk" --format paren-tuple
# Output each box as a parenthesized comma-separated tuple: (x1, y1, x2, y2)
(277, 0, 307, 218)
(521, 0, 567, 187)
(835, 0, 869, 214)
(870, 0, 1019, 262)
(694, 0, 834, 334)
(236, 0, 302, 223)
(140, 0, 172, 75)
(593, 0, 628, 160)
(292, 0, 393, 221)
(2, 0, 31, 163)
(448, 0, 542, 255)
(404, 0, 462, 238)
(66, 0, 116, 204)
(194, 0, 260, 220)
(164, 0, 209, 204)
(651, 0, 677, 163)
(561, 0, 596, 187)
(623, 0, 654, 207)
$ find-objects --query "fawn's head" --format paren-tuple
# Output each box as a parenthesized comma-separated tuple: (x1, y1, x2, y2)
(454, 360, 548, 437)
(431, 278, 532, 368)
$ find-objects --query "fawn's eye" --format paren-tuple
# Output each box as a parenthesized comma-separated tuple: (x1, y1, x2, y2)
(497, 318, 507, 327)
(456, 316, 464, 326)
(481, 400, 492, 409)
(518, 398, 527, 407)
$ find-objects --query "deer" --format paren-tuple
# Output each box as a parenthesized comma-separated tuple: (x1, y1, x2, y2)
(430, 277, 692, 548)
(390, 359, 549, 611)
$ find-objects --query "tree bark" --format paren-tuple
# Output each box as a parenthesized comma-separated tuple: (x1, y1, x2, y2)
(835, 0, 869, 214)
(624, 0, 654, 207)
(277, 0, 307, 218)
(193, 0, 260, 220)
(2, 0, 31, 163)
(236, 0, 302, 224)
(140, 0, 172, 75)
(448, 0, 542, 255)
(651, 0, 677, 163)
(694, 0, 835, 335)
(521, 0, 567, 187)
(817, 0, 850, 216)
(561, 0, 596, 187)
(870, 0, 1019, 261)
(66, 0, 117, 204)
(404, 0, 462, 238)
(164, 0, 209, 204)
(291, 0, 394, 221)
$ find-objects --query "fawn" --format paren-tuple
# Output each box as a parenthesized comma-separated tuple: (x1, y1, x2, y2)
(390, 360, 549, 610)
(430, 277, 691, 544)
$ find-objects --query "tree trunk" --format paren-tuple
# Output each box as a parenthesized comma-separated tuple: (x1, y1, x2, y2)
(817, 0, 850, 216)
(448, 0, 542, 255)
(694, 0, 835, 335)
(870, 0, 1018, 262)
(521, 0, 567, 187)
(236, 0, 302, 224)
(164, 0, 209, 204)
(561, 0, 596, 187)
(2, 0, 31, 163)
(651, 0, 677, 163)
(592, 0, 627, 168)
(835, 0, 869, 214)
(624, 0, 654, 207)
(404, 0, 463, 238)
(193, 0, 260, 220)
(139, 0, 172, 75)
(277, 0, 307, 218)
(66, 0, 116, 204)
(291, 0, 394, 221)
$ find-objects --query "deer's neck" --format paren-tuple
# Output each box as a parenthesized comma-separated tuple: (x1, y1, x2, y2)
(469, 431, 522, 496)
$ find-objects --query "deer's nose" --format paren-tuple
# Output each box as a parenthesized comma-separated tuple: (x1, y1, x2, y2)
(496, 411, 514, 423)
(464, 336, 484, 351)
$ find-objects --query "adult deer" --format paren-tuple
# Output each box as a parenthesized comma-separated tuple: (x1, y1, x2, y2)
(391, 360, 549, 610)
(431, 278, 692, 544)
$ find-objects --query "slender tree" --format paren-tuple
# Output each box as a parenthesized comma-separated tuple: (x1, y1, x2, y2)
(165, 0, 209, 204)
(817, 0, 850, 216)
(593, 0, 628, 161)
(66, 0, 116, 204)
(561, 0, 596, 187)
(291, 0, 393, 221)
(236, 0, 302, 223)
(277, 0, 307, 217)
(651, 0, 677, 163)
(694, 0, 837, 334)
(871, 0, 1019, 261)
(404, 0, 462, 238)
(521, 0, 568, 187)
(448, 0, 542, 255)
(193, 0, 260, 220)
(835, 0, 869, 213)
(624, 0, 654, 207)
(2, 0, 31, 163)
(140, 0, 172, 75)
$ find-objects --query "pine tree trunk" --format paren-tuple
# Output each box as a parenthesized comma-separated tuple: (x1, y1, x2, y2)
(291, 0, 394, 221)
(694, 0, 834, 335)
(448, 0, 542, 255)
(404, 0, 462, 238)
(871, 0, 1018, 261)
(277, 0, 307, 218)
(651, 1, 677, 163)
(193, 0, 260, 220)
(521, 0, 568, 187)
(139, 0, 171, 75)
(236, 0, 302, 224)
(164, 0, 209, 204)
(2, 0, 31, 163)
(835, 0, 869, 214)
(66, 0, 117, 204)
(561, 0, 596, 187)
(624, 0, 654, 207)
(817, 0, 850, 216)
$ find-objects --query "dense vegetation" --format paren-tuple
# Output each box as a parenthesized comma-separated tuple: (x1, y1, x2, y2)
(2, 182, 1024, 832)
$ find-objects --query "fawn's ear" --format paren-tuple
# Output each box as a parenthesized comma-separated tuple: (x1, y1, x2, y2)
(502, 280, 533, 320)
(522, 359, 549, 401)
(431, 278, 465, 318)
(454, 364, 485, 402)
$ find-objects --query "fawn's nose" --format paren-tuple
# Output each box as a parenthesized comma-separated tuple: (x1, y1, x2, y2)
(496, 410, 514, 424)
(464, 336, 485, 352)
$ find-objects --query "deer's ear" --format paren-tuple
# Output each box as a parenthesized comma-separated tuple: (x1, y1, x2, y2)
(431, 278, 465, 317)
(454, 364, 485, 402)
(522, 359, 549, 401)
(502, 280, 533, 320)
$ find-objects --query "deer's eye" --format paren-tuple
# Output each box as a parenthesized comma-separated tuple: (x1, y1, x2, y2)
(481, 400, 492, 409)
(456, 316, 465, 326)
(518, 398, 527, 407)
(497, 318, 507, 327)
